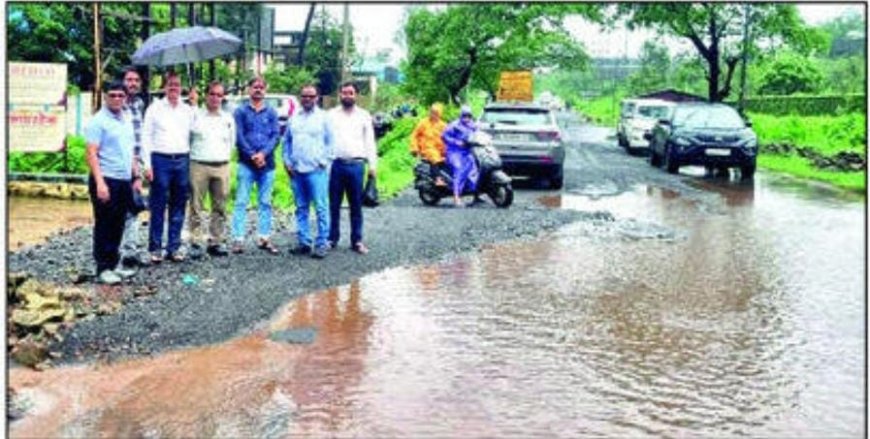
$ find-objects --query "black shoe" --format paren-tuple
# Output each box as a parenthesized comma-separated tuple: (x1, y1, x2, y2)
(207, 244, 229, 257)
(121, 254, 145, 268)
(291, 245, 312, 255)
(311, 246, 328, 259)
(189, 244, 205, 260)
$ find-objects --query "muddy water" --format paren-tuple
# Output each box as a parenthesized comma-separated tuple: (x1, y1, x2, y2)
(9, 176, 865, 438)
(8, 197, 92, 250)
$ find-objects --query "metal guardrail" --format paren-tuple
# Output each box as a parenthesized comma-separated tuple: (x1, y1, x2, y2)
(8, 172, 88, 184)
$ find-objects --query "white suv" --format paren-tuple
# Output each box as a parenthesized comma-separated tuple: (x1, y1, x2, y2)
(617, 98, 674, 155)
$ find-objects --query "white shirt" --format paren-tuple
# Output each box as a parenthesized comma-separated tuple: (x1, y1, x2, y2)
(190, 108, 235, 163)
(141, 97, 194, 169)
(329, 106, 377, 171)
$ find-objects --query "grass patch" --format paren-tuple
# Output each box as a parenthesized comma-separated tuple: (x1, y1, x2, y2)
(748, 112, 866, 155)
(758, 154, 865, 193)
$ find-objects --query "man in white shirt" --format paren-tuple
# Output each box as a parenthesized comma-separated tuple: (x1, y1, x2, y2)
(141, 71, 195, 263)
(188, 81, 235, 257)
(328, 82, 377, 255)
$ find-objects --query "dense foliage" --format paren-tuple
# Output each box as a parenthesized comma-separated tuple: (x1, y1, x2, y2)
(615, 3, 825, 101)
(403, 4, 602, 105)
(757, 51, 824, 95)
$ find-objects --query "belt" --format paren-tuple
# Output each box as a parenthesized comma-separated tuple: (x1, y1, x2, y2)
(153, 152, 189, 160)
(336, 157, 366, 164)
(192, 160, 229, 166)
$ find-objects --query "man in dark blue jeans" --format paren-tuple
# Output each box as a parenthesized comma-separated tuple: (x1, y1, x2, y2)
(141, 71, 195, 263)
(84, 80, 139, 284)
(327, 82, 378, 254)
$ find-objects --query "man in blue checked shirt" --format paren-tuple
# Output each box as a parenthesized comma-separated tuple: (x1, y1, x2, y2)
(283, 84, 334, 259)
(231, 76, 281, 254)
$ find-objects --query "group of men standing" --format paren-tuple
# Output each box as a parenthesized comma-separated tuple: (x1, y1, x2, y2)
(86, 67, 377, 285)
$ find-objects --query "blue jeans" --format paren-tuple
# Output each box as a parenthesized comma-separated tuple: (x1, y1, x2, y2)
(148, 153, 190, 254)
(329, 160, 365, 247)
(232, 162, 275, 242)
(291, 169, 330, 249)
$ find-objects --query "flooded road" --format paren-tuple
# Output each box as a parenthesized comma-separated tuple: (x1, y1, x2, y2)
(8, 197, 92, 250)
(10, 171, 865, 437)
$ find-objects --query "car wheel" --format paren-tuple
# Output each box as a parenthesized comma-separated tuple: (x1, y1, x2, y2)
(649, 147, 661, 167)
(549, 165, 564, 190)
(664, 145, 680, 174)
(418, 189, 441, 206)
(740, 163, 756, 180)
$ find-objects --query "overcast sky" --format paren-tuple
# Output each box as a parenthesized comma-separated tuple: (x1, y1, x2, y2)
(270, 3, 865, 61)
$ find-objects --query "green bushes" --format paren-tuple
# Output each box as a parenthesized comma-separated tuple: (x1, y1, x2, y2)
(736, 94, 865, 116)
(8, 135, 89, 175)
(749, 112, 866, 155)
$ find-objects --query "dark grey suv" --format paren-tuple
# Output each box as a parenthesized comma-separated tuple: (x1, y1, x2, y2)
(647, 103, 758, 179)
(480, 102, 565, 189)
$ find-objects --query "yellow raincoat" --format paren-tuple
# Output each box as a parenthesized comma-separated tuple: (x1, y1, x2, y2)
(410, 105, 447, 164)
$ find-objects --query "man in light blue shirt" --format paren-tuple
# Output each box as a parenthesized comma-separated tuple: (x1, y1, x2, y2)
(283, 84, 334, 259)
(84, 80, 139, 284)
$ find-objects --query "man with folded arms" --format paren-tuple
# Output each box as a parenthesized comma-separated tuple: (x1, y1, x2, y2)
(188, 81, 235, 257)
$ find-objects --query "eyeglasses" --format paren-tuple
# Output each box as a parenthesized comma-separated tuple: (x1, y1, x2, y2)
(107, 93, 126, 98)
(209, 92, 224, 97)
(300, 95, 317, 99)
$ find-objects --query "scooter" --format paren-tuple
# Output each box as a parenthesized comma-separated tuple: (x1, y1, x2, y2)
(414, 131, 514, 208)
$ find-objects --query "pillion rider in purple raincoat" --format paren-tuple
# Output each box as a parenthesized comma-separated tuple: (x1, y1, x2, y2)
(442, 105, 481, 207)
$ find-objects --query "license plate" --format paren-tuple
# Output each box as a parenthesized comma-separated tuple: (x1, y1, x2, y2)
(705, 148, 731, 156)
(500, 133, 528, 141)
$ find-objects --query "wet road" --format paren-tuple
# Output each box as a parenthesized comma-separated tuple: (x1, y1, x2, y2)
(9, 119, 866, 437)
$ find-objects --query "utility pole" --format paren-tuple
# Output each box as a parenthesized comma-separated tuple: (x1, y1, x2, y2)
(142, 3, 151, 105)
(93, 2, 101, 113)
(340, 3, 350, 83)
(188, 3, 196, 87)
(210, 3, 216, 81)
(739, 3, 751, 113)
(170, 3, 176, 27)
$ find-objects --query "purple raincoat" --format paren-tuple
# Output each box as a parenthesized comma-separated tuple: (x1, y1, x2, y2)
(442, 118, 480, 197)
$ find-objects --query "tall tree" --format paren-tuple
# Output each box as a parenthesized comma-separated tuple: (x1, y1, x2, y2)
(627, 41, 671, 94)
(617, 3, 824, 102)
(403, 4, 603, 105)
(300, 7, 354, 96)
(8, 3, 143, 90)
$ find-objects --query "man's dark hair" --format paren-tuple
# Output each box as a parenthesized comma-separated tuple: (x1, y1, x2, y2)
(121, 65, 141, 80)
(207, 80, 224, 94)
(105, 80, 126, 93)
(248, 76, 266, 87)
(340, 81, 357, 93)
(300, 84, 319, 95)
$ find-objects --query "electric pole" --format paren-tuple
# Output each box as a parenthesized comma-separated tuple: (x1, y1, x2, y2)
(93, 2, 101, 113)
(739, 3, 751, 113)
(340, 3, 350, 83)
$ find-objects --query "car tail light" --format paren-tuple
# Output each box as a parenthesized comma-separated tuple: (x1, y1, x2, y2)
(536, 131, 561, 141)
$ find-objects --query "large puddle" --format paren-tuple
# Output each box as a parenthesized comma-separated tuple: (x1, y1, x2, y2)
(8, 197, 93, 250)
(9, 176, 865, 437)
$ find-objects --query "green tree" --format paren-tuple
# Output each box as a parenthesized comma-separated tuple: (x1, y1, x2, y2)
(8, 3, 143, 89)
(403, 4, 603, 105)
(262, 62, 317, 94)
(299, 7, 355, 96)
(627, 41, 671, 94)
(617, 3, 825, 102)
(757, 51, 823, 95)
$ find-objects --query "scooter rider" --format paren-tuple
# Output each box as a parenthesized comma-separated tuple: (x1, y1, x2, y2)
(442, 105, 481, 207)
(410, 103, 448, 187)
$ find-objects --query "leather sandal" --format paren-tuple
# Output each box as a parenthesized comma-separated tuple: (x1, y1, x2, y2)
(258, 239, 279, 255)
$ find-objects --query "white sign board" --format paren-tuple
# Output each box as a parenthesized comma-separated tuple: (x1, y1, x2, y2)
(8, 62, 68, 152)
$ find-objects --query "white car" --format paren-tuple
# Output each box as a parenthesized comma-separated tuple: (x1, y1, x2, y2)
(617, 98, 674, 155)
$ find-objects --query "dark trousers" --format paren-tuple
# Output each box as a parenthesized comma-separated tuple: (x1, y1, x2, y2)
(329, 160, 365, 247)
(89, 176, 134, 273)
(148, 152, 190, 254)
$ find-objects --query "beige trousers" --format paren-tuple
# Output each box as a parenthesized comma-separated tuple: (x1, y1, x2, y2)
(188, 161, 230, 245)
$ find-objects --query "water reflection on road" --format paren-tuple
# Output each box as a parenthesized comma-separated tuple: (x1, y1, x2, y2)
(9, 176, 865, 437)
